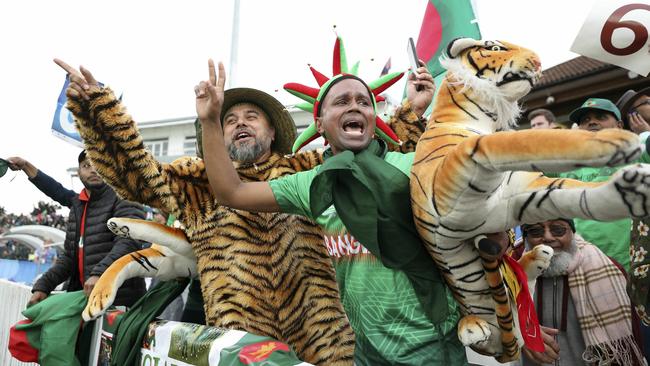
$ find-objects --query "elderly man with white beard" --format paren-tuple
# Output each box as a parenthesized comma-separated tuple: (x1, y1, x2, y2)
(520, 218, 645, 365)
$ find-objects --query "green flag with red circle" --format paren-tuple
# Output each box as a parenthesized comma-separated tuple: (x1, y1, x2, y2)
(416, 0, 481, 78)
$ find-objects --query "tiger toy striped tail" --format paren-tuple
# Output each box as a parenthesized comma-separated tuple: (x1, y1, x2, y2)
(410, 38, 649, 361)
(83, 217, 197, 321)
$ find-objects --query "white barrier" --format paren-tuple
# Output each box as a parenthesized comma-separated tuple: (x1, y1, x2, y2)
(0, 279, 37, 366)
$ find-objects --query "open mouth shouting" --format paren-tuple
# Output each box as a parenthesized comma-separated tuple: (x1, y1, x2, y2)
(233, 128, 255, 143)
(341, 118, 365, 137)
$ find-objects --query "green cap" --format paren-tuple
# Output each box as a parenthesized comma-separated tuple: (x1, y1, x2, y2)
(0, 158, 8, 178)
(569, 98, 621, 123)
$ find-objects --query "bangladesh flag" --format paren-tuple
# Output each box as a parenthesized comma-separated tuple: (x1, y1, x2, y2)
(9, 291, 88, 366)
(219, 333, 311, 366)
(416, 0, 481, 78)
(405, 0, 480, 116)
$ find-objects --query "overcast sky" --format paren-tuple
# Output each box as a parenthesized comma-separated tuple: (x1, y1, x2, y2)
(0, 0, 596, 215)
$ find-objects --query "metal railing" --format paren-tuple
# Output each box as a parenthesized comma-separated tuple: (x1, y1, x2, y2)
(0, 279, 37, 366)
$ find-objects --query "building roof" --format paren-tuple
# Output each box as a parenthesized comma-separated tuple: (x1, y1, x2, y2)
(533, 56, 615, 90)
(138, 116, 196, 129)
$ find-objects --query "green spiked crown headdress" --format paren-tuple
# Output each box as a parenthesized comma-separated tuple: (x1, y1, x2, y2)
(283, 36, 405, 152)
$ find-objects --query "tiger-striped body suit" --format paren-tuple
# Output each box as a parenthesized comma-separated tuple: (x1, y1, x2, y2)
(410, 38, 650, 361)
(68, 87, 423, 365)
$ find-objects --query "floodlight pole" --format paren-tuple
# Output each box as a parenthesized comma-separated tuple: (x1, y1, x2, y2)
(228, 0, 241, 89)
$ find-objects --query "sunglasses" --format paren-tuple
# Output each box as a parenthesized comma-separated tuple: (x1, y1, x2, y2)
(525, 224, 568, 238)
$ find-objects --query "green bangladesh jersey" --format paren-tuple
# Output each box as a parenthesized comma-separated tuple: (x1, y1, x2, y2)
(269, 151, 466, 365)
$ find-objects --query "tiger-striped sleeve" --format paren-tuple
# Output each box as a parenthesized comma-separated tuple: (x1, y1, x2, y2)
(283, 149, 324, 172)
(67, 86, 206, 218)
(387, 100, 426, 153)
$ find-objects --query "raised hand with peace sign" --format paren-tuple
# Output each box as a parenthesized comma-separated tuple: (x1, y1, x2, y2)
(194, 59, 226, 126)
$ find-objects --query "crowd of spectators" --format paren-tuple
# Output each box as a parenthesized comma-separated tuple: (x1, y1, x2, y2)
(0, 201, 67, 261)
(0, 201, 67, 234)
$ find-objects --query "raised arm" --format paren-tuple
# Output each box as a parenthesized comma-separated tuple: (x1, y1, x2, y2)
(387, 61, 434, 153)
(8, 157, 76, 207)
(53, 59, 211, 220)
(387, 101, 426, 153)
(198, 60, 279, 212)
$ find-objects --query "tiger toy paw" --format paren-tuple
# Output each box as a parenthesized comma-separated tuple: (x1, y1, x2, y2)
(83, 274, 119, 320)
(519, 244, 553, 280)
(601, 164, 650, 218)
(458, 314, 492, 346)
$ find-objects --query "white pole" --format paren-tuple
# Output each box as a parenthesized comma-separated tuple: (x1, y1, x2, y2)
(228, 0, 241, 88)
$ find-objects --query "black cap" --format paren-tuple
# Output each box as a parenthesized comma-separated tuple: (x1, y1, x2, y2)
(78, 150, 87, 164)
(0, 158, 8, 178)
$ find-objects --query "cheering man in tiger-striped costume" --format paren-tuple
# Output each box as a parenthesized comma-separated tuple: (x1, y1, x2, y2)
(54, 48, 432, 365)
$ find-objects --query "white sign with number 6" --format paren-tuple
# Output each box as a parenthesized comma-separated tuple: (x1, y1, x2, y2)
(572, 0, 650, 76)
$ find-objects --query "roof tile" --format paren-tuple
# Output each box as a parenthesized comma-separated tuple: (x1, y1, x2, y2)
(533, 56, 614, 89)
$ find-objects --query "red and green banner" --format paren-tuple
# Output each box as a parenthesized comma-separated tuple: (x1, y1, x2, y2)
(102, 319, 313, 366)
(416, 0, 481, 78)
(9, 291, 88, 366)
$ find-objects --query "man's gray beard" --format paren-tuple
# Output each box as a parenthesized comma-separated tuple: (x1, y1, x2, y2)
(227, 136, 272, 164)
(526, 238, 578, 278)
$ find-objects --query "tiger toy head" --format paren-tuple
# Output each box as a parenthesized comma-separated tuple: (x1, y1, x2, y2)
(434, 38, 541, 132)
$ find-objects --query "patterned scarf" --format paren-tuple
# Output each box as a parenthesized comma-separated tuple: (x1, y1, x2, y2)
(567, 239, 645, 365)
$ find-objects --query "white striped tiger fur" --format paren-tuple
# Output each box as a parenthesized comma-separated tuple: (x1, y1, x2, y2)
(83, 217, 197, 320)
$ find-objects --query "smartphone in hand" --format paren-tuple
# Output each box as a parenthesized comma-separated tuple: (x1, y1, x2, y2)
(408, 37, 422, 91)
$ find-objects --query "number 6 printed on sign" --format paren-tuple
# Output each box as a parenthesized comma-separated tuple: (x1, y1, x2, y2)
(572, 0, 650, 76)
(602, 3, 650, 56)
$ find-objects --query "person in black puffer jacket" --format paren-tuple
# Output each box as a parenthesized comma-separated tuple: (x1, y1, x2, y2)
(7, 151, 146, 307)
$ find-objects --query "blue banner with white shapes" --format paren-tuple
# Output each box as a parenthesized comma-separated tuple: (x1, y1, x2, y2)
(51, 76, 84, 147)
(51, 76, 107, 147)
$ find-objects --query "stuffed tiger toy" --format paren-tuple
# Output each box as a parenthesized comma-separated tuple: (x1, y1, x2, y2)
(65, 75, 424, 365)
(410, 38, 650, 361)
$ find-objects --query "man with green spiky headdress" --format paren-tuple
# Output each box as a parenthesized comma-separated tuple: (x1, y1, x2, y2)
(284, 36, 433, 153)
(197, 36, 466, 365)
